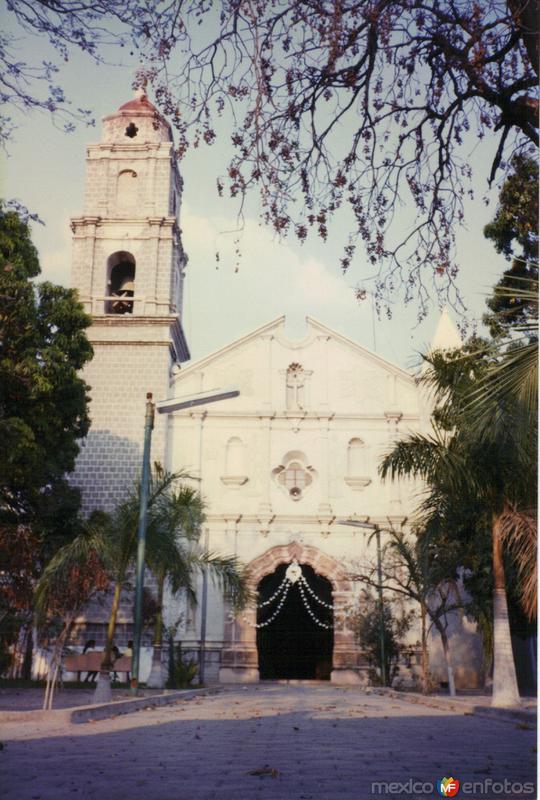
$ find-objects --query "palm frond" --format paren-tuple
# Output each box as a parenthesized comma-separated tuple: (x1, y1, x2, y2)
(198, 551, 251, 611)
(34, 525, 109, 618)
(499, 507, 537, 621)
(380, 432, 448, 482)
(465, 279, 538, 432)
(468, 340, 538, 421)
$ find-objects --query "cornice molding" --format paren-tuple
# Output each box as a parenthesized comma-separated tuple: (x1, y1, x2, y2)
(204, 512, 409, 529)
(71, 216, 178, 230)
(171, 410, 420, 422)
(90, 315, 180, 327)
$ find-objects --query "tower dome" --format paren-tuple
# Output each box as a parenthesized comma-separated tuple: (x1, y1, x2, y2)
(102, 89, 172, 144)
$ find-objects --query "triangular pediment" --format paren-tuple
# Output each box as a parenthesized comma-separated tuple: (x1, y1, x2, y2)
(170, 316, 418, 415)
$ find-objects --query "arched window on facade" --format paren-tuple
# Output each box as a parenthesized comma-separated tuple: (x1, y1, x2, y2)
(116, 169, 138, 208)
(345, 438, 371, 490)
(221, 436, 248, 486)
(105, 251, 135, 314)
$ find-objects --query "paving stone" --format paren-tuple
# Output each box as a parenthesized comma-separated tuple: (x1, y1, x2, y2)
(0, 684, 536, 800)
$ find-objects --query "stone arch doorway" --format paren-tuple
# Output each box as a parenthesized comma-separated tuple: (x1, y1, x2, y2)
(257, 562, 333, 680)
(219, 541, 367, 685)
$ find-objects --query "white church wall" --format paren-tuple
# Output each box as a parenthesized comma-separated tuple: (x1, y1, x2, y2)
(165, 316, 481, 686)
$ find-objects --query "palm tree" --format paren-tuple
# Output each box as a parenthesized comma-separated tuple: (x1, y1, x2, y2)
(145, 482, 249, 688)
(472, 280, 537, 423)
(467, 279, 538, 623)
(380, 345, 536, 707)
(92, 466, 248, 701)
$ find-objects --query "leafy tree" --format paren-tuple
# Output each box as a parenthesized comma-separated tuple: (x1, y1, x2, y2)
(473, 158, 538, 438)
(381, 344, 536, 707)
(351, 589, 412, 687)
(0, 203, 93, 527)
(0, 203, 93, 674)
(0, 525, 39, 676)
(354, 529, 464, 695)
(4, 2, 539, 309)
(463, 166, 538, 625)
(484, 155, 539, 337)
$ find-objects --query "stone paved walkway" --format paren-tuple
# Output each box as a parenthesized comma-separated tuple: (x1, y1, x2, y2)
(1, 684, 536, 799)
(0, 686, 172, 712)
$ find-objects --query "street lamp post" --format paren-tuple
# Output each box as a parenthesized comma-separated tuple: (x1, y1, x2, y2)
(130, 386, 240, 695)
(338, 519, 388, 686)
(374, 527, 386, 687)
(130, 393, 155, 693)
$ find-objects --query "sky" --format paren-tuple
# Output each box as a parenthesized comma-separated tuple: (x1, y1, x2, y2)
(1, 19, 510, 370)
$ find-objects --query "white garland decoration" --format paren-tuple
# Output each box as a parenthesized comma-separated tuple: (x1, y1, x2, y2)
(241, 562, 334, 630)
(299, 575, 333, 610)
(297, 580, 333, 629)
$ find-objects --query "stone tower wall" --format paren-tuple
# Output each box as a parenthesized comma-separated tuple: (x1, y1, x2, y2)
(70, 94, 189, 514)
(75, 333, 172, 514)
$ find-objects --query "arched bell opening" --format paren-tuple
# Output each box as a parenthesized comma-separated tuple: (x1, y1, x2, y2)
(256, 562, 333, 680)
(105, 252, 135, 314)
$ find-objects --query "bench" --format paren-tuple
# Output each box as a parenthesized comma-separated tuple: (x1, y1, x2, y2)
(63, 652, 132, 681)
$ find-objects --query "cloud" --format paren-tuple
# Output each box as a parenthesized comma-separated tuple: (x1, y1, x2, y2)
(32, 211, 72, 286)
(31, 200, 424, 370)
(181, 207, 374, 359)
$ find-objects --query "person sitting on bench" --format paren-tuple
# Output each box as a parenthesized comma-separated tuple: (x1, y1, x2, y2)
(83, 639, 98, 682)
(111, 645, 120, 682)
(123, 641, 133, 682)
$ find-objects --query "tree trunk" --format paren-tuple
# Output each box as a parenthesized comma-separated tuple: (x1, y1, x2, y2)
(433, 619, 456, 697)
(103, 580, 123, 668)
(420, 601, 430, 694)
(492, 513, 521, 707)
(43, 620, 72, 711)
(93, 580, 122, 705)
(21, 625, 34, 680)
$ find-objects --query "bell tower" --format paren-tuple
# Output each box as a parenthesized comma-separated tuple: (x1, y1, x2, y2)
(70, 90, 190, 512)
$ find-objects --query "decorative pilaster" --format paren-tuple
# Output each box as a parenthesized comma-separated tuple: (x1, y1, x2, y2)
(384, 410, 403, 509)
(258, 416, 273, 514)
(318, 421, 332, 514)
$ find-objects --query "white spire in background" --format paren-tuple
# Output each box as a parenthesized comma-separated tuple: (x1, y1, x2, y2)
(429, 307, 462, 352)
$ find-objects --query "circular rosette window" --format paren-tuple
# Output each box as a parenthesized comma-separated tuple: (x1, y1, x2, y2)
(272, 452, 316, 501)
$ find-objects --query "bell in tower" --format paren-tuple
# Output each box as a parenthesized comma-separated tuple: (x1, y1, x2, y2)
(106, 252, 135, 314)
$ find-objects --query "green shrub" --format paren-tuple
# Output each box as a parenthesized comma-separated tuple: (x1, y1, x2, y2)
(166, 644, 198, 689)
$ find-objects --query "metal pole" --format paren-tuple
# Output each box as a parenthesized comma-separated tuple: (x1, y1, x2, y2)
(199, 528, 209, 685)
(376, 529, 386, 686)
(131, 392, 155, 695)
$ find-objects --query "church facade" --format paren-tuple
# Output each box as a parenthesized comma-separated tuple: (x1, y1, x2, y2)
(69, 94, 482, 688)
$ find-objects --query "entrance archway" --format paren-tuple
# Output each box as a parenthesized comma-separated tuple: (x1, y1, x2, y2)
(257, 563, 333, 679)
(220, 541, 367, 685)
